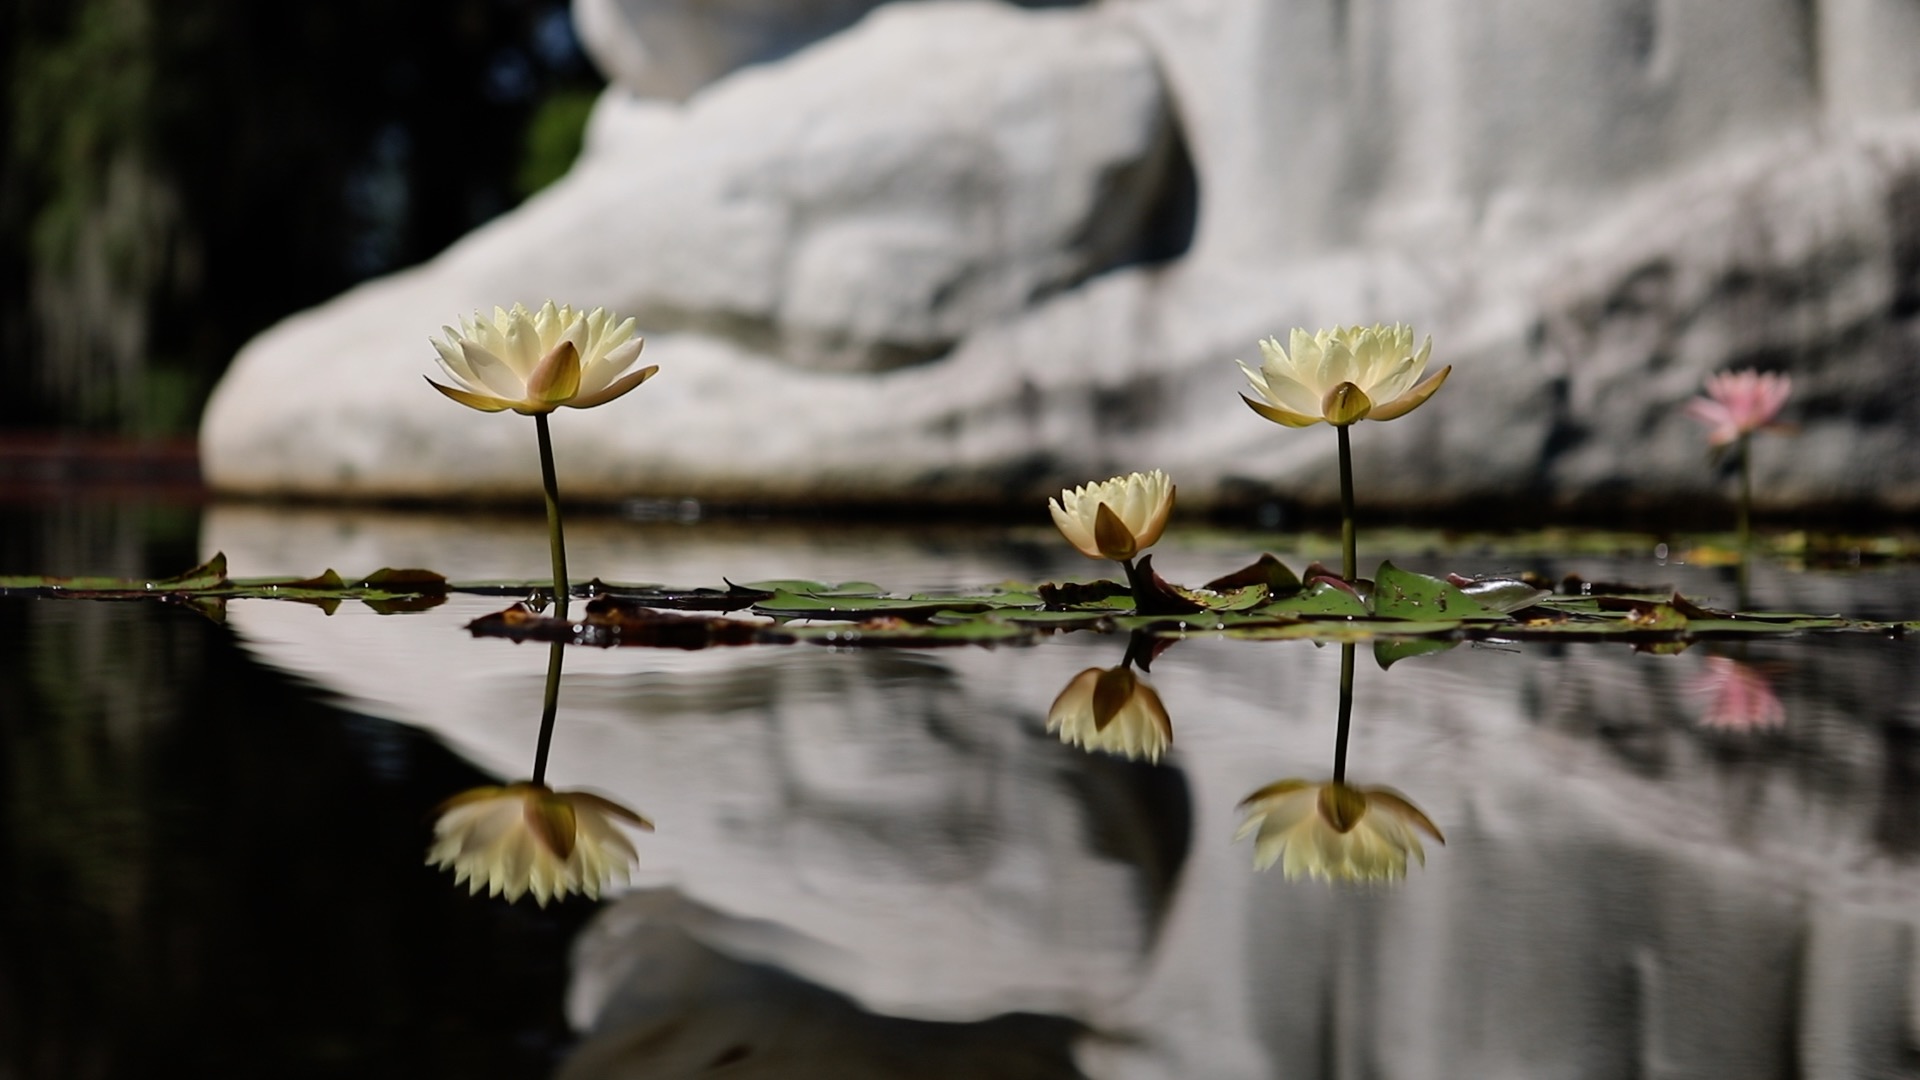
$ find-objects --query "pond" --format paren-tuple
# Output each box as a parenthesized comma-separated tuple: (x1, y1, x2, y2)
(4, 500, 1918, 1079)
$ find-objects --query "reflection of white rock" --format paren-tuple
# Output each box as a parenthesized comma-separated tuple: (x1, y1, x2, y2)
(560, 896, 1090, 1079)
(205, 510, 1920, 1077)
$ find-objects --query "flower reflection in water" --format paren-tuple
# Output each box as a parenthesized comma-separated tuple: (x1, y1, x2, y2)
(1235, 779, 1443, 882)
(1237, 642, 1444, 882)
(1692, 656, 1786, 732)
(429, 782, 653, 906)
(1047, 633, 1173, 762)
(430, 639, 653, 905)
(1048, 665, 1172, 763)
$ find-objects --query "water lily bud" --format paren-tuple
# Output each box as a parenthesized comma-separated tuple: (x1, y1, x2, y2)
(1047, 666, 1173, 762)
(1049, 470, 1175, 562)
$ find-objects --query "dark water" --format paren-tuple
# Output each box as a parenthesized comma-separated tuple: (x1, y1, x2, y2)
(4, 502, 1918, 1079)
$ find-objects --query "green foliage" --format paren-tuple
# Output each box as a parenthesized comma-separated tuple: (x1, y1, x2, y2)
(10, 552, 1914, 650)
(516, 89, 599, 198)
(2, 0, 604, 433)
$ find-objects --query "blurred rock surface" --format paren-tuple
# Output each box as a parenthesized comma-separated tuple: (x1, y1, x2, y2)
(201, 0, 1920, 511)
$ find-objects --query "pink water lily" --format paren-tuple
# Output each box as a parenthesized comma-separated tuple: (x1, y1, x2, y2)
(1685, 369, 1792, 447)
(1692, 657, 1786, 732)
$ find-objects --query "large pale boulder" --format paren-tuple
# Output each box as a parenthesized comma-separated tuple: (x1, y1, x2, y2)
(574, 0, 894, 100)
(201, 0, 1920, 512)
(573, 0, 1093, 102)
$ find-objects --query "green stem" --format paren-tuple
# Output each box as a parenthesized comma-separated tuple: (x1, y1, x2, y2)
(1337, 423, 1357, 583)
(535, 412, 570, 620)
(1333, 641, 1355, 784)
(1737, 430, 1753, 557)
(530, 640, 565, 786)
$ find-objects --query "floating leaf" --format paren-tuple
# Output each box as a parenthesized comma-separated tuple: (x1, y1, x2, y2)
(1204, 554, 1302, 597)
(358, 568, 450, 592)
(782, 617, 1034, 647)
(1258, 580, 1371, 619)
(1039, 579, 1131, 609)
(735, 579, 885, 598)
(150, 554, 230, 590)
(466, 600, 785, 648)
(1445, 573, 1552, 614)
(0, 552, 230, 594)
(751, 591, 1003, 620)
(1370, 562, 1507, 621)
(1123, 555, 1208, 616)
(1374, 637, 1461, 669)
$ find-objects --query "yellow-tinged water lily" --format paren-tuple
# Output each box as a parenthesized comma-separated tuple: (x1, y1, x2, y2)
(1238, 324, 1449, 428)
(427, 782, 653, 906)
(1049, 470, 1175, 561)
(1235, 778, 1443, 882)
(1047, 666, 1172, 762)
(427, 301, 657, 414)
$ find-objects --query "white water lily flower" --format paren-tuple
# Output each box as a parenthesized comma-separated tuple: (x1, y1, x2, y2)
(1238, 323, 1449, 427)
(427, 301, 657, 414)
(1049, 470, 1175, 561)
(1047, 666, 1172, 762)
(427, 782, 653, 906)
(1235, 778, 1443, 882)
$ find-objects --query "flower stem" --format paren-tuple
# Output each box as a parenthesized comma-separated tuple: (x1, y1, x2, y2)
(1737, 430, 1752, 557)
(1332, 641, 1355, 784)
(530, 640, 565, 786)
(1337, 423, 1357, 583)
(535, 412, 570, 620)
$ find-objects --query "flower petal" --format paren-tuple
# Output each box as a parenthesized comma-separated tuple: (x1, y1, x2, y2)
(460, 340, 530, 400)
(1241, 394, 1323, 428)
(1093, 502, 1139, 560)
(1322, 382, 1374, 426)
(524, 795, 578, 859)
(526, 340, 583, 406)
(1368, 365, 1451, 421)
(1091, 667, 1136, 731)
(426, 378, 515, 412)
(579, 336, 646, 394)
(1134, 480, 1174, 550)
(566, 363, 658, 409)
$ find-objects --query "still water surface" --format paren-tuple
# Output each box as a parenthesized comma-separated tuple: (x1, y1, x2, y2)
(4, 502, 1918, 1079)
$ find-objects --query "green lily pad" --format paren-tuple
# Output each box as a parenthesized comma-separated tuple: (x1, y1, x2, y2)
(751, 590, 1005, 620)
(0, 553, 230, 594)
(735, 579, 886, 598)
(781, 618, 1035, 647)
(1370, 562, 1508, 621)
(1258, 580, 1371, 619)
(1204, 553, 1302, 596)
(1374, 637, 1462, 668)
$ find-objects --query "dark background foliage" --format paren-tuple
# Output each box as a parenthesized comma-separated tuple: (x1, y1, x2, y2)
(0, 0, 601, 435)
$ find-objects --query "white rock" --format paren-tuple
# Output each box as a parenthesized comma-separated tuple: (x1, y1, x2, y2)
(202, 1, 1179, 501)
(573, 0, 895, 101)
(201, 0, 1920, 513)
